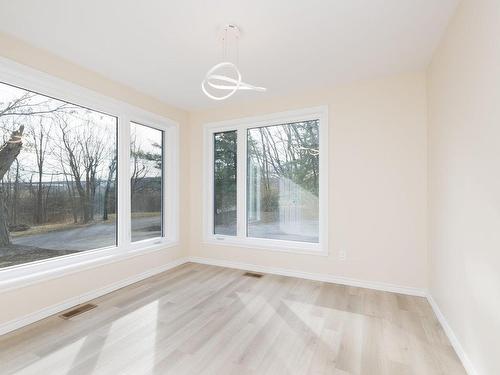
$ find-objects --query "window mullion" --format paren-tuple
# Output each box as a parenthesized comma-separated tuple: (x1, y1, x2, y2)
(117, 116, 131, 249)
(163, 127, 176, 240)
(162, 129, 168, 239)
(236, 127, 247, 239)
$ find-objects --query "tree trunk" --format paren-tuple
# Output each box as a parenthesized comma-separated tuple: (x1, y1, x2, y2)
(43, 176, 53, 223)
(103, 158, 116, 221)
(63, 175, 78, 224)
(11, 160, 19, 226)
(0, 126, 24, 180)
(34, 177, 43, 224)
(0, 126, 24, 246)
(0, 188, 10, 246)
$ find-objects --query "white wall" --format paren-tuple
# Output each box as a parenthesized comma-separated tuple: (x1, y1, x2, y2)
(2, 6, 497, 373)
(0, 32, 190, 327)
(188, 72, 428, 291)
(427, 0, 500, 374)
(0, 35, 429, 328)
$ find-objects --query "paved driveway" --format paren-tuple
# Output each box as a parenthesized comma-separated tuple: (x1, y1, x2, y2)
(12, 216, 161, 251)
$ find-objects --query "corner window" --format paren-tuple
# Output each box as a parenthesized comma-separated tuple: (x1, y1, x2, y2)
(0, 82, 117, 268)
(205, 107, 328, 254)
(0, 62, 179, 273)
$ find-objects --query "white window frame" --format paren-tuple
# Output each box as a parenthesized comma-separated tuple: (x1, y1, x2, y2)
(0, 57, 179, 292)
(203, 106, 328, 256)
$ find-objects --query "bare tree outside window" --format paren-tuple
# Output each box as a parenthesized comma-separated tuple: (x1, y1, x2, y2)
(247, 121, 319, 242)
(211, 121, 320, 243)
(0, 82, 117, 268)
(130, 122, 163, 242)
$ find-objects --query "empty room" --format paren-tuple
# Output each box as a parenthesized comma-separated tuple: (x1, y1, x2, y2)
(0, 0, 497, 374)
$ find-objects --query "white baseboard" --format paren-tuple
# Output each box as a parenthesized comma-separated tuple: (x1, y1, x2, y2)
(0, 255, 425, 337)
(188, 257, 478, 374)
(1, 253, 475, 375)
(426, 294, 478, 375)
(187, 256, 427, 297)
(0, 257, 188, 336)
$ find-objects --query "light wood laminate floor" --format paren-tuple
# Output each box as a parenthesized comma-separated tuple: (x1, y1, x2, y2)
(0, 263, 466, 375)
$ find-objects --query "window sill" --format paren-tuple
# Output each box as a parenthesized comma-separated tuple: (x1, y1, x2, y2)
(0, 240, 179, 293)
(202, 236, 328, 257)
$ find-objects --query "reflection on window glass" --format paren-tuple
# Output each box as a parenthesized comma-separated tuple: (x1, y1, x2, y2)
(130, 122, 163, 242)
(247, 120, 319, 243)
(0, 82, 117, 269)
(214, 131, 237, 235)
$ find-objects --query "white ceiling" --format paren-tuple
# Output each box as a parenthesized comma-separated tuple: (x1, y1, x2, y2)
(0, 0, 458, 110)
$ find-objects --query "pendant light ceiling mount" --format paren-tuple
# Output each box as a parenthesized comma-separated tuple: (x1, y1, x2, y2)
(201, 24, 266, 101)
(221, 23, 240, 39)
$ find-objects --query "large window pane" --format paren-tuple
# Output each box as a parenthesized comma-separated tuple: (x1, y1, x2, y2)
(0, 82, 117, 268)
(214, 131, 237, 235)
(247, 121, 319, 242)
(130, 122, 163, 242)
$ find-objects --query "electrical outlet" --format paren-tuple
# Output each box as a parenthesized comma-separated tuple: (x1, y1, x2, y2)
(339, 250, 347, 261)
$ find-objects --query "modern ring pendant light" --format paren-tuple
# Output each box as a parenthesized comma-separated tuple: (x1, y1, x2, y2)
(202, 24, 266, 101)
